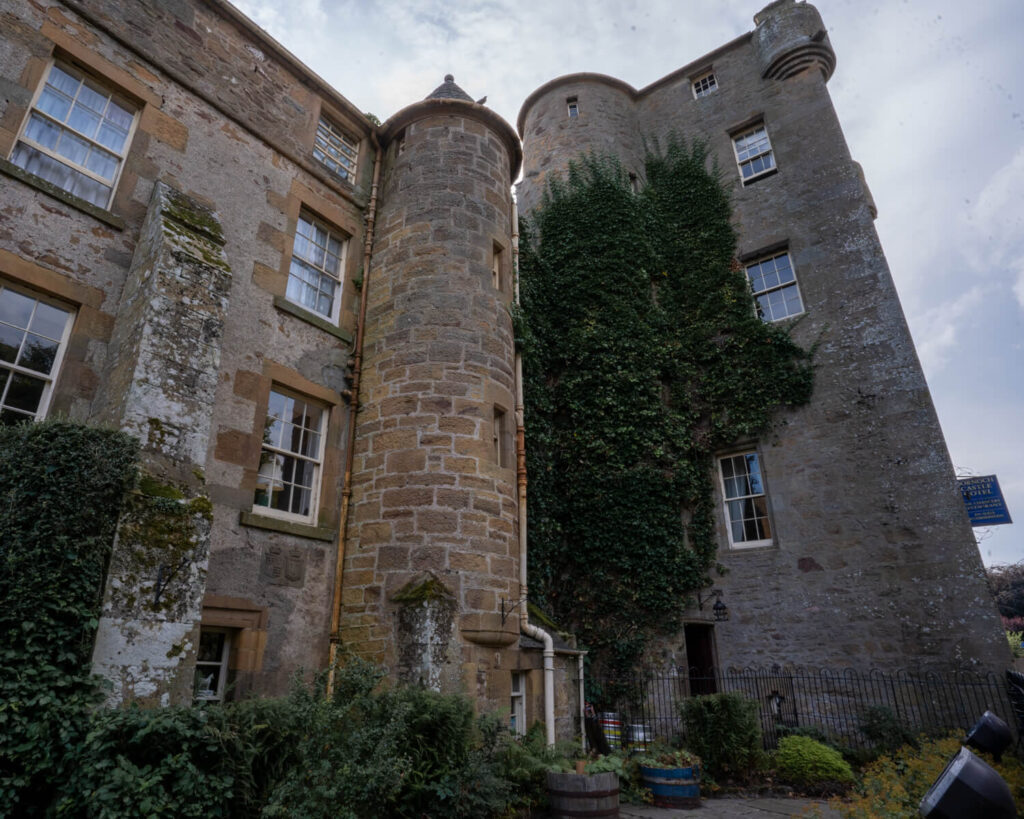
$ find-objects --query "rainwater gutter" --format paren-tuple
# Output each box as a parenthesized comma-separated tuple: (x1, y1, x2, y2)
(512, 200, 558, 747)
(328, 133, 382, 694)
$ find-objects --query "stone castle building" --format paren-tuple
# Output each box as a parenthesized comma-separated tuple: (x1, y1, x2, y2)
(0, 0, 1007, 738)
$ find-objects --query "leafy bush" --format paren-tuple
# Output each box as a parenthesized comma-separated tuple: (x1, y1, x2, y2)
(836, 733, 1024, 818)
(264, 659, 512, 818)
(858, 705, 916, 754)
(0, 421, 138, 817)
(52, 698, 300, 818)
(774, 735, 854, 793)
(680, 693, 763, 779)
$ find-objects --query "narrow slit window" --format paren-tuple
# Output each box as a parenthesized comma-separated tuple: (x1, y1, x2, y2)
(567, 97, 579, 118)
(492, 243, 503, 291)
(510, 671, 526, 736)
(493, 405, 510, 468)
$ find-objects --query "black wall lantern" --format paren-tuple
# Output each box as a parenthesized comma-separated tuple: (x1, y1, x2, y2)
(697, 588, 729, 622)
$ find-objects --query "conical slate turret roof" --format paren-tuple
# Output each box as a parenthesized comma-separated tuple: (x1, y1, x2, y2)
(426, 74, 474, 102)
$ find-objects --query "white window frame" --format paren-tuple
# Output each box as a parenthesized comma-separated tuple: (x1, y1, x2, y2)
(253, 387, 327, 525)
(732, 123, 776, 183)
(745, 250, 804, 322)
(287, 213, 348, 322)
(10, 59, 138, 209)
(692, 71, 718, 99)
(0, 281, 75, 425)
(718, 451, 773, 549)
(510, 672, 526, 736)
(194, 628, 232, 703)
(313, 116, 358, 182)
(567, 97, 579, 118)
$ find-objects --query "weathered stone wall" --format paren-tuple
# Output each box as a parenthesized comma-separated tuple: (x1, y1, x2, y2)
(517, 75, 642, 217)
(515, 0, 1009, 673)
(91, 182, 227, 705)
(340, 101, 522, 713)
(0, 0, 368, 698)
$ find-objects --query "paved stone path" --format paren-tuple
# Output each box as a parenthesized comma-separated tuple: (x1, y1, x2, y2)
(618, 796, 841, 818)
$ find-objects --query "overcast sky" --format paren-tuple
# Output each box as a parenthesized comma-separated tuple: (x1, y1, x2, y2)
(231, 0, 1024, 567)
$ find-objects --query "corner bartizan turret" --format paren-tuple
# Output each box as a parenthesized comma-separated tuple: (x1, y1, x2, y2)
(753, 0, 836, 81)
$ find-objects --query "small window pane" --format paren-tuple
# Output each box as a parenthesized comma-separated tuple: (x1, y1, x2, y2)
(5, 373, 46, 412)
(48, 66, 81, 95)
(29, 301, 71, 339)
(37, 88, 72, 121)
(197, 631, 226, 662)
(17, 334, 59, 375)
(25, 114, 61, 150)
(96, 122, 128, 153)
(0, 289, 35, 329)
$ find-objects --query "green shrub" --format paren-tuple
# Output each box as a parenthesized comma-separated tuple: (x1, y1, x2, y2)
(858, 705, 916, 754)
(264, 659, 512, 818)
(680, 693, 763, 779)
(775, 735, 854, 792)
(0, 421, 138, 818)
(53, 698, 301, 818)
(837, 733, 1024, 818)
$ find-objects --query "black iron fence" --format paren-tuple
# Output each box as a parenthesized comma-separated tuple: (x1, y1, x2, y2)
(585, 665, 1017, 751)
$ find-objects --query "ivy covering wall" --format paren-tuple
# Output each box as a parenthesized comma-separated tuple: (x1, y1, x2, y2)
(0, 421, 138, 814)
(517, 142, 814, 675)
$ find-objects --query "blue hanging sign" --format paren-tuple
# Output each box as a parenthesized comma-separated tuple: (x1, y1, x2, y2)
(958, 475, 1013, 526)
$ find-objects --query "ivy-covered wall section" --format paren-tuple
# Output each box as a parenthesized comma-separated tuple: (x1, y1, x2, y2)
(518, 142, 814, 675)
(0, 421, 138, 813)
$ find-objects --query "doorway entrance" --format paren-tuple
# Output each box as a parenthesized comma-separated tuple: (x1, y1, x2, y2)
(684, 622, 718, 695)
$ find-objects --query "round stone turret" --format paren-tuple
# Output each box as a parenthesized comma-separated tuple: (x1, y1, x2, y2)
(753, 0, 835, 81)
(340, 78, 523, 706)
(516, 74, 642, 217)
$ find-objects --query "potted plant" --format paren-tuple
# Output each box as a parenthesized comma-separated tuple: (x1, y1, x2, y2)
(634, 748, 702, 809)
(546, 756, 622, 818)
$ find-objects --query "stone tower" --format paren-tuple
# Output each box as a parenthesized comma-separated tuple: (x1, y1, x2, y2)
(515, 0, 1009, 673)
(338, 76, 526, 708)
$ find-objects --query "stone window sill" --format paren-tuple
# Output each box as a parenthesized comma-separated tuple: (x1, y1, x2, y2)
(273, 295, 354, 343)
(239, 509, 336, 542)
(0, 157, 125, 230)
(741, 167, 778, 187)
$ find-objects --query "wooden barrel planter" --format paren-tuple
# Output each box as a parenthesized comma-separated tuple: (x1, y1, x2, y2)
(639, 763, 700, 809)
(546, 771, 620, 818)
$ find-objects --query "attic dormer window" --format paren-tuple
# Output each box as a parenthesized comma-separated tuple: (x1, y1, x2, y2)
(313, 116, 358, 182)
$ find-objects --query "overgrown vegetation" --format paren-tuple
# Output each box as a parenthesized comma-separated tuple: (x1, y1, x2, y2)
(774, 735, 854, 794)
(679, 693, 764, 781)
(0, 421, 138, 817)
(987, 562, 1024, 621)
(518, 142, 813, 674)
(835, 733, 1024, 818)
(0, 423, 544, 818)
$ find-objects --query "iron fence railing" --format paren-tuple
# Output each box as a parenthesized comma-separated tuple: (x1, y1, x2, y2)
(583, 665, 1017, 751)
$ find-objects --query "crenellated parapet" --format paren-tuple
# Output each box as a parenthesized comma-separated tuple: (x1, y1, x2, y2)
(753, 0, 836, 81)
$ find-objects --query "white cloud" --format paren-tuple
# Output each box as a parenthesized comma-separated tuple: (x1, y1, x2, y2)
(911, 285, 988, 374)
